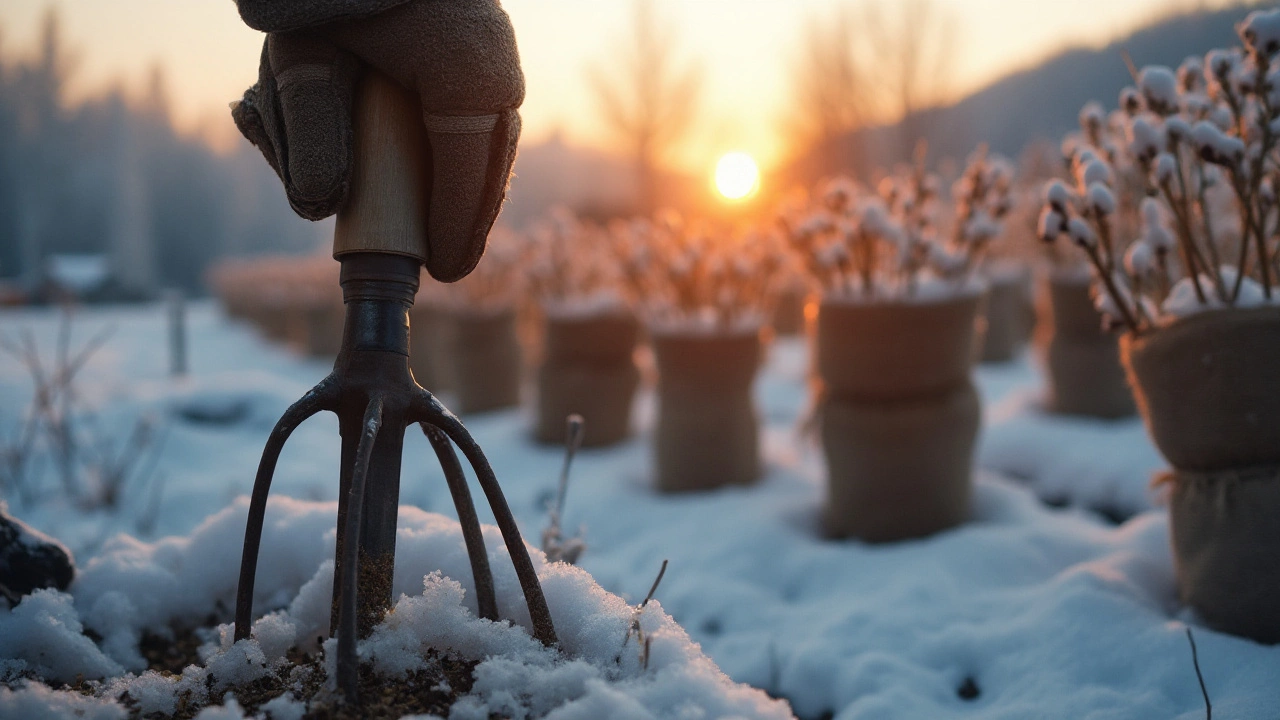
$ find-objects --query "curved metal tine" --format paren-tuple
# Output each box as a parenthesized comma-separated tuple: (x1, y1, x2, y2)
(234, 377, 337, 642)
(414, 391, 558, 648)
(337, 395, 384, 705)
(419, 421, 498, 622)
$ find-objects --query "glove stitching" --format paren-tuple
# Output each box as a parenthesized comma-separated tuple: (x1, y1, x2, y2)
(424, 113, 500, 134)
(275, 64, 334, 93)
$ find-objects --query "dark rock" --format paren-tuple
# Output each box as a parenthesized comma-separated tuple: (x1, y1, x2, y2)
(0, 505, 75, 603)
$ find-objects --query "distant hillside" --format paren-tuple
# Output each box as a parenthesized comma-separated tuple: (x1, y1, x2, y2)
(797, 2, 1261, 180)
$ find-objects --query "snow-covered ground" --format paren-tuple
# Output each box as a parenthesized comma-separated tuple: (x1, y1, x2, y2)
(2, 301, 1278, 718)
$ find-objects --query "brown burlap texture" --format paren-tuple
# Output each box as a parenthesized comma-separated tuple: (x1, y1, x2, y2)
(304, 302, 345, 358)
(409, 303, 456, 392)
(231, 0, 524, 282)
(817, 295, 983, 541)
(771, 288, 809, 336)
(1123, 307, 1280, 471)
(823, 383, 980, 541)
(1043, 277, 1135, 418)
(535, 313, 641, 447)
(652, 331, 762, 492)
(1167, 467, 1280, 643)
(980, 268, 1034, 363)
(449, 309, 521, 414)
(817, 293, 983, 401)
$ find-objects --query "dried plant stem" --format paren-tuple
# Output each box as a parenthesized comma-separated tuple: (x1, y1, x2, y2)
(1185, 627, 1211, 720)
(1161, 182, 1209, 304)
(1084, 244, 1141, 333)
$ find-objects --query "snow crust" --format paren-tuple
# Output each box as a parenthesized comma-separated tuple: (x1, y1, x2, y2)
(3, 498, 790, 719)
(4, 302, 1280, 718)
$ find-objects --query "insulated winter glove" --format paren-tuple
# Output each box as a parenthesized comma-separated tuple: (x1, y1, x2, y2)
(231, 0, 524, 282)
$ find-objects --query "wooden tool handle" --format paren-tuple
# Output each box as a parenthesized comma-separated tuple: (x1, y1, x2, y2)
(333, 70, 430, 262)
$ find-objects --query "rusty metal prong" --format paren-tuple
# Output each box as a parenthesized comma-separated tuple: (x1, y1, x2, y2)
(337, 394, 385, 705)
(234, 376, 337, 642)
(413, 391, 559, 648)
(419, 421, 498, 623)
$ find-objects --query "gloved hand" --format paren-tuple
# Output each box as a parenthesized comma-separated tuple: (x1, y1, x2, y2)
(231, 0, 524, 282)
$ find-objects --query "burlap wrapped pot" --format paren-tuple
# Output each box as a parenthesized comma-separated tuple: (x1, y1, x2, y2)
(449, 308, 522, 414)
(409, 303, 456, 392)
(771, 287, 809, 336)
(817, 291, 983, 542)
(1043, 274, 1135, 418)
(979, 263, 1034, 363)
(1123, 307, 1280, 642)
(534, 311, 640, 447)
(651, 328, 762, 492)
(304, 300, 345, 358)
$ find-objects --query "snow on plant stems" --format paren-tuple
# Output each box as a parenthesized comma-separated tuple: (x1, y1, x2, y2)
(1038, 8, 1280, 333)
(615, 212, 788, 331)
(434, 227, 527, 313)
(524, 209, 627, 314)
(784, 144, 1014, 300)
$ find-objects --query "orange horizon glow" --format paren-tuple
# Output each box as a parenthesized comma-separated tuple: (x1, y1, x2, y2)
(0, 0, 1254, 174)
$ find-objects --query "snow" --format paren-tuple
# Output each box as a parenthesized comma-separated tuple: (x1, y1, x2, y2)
(3, 301, 1280, 718)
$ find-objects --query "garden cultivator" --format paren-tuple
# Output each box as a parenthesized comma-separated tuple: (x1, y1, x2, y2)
(231, 71, 556, 704)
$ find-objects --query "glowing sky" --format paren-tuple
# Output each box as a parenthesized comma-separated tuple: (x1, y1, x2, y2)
(0, 0, 1246, 173)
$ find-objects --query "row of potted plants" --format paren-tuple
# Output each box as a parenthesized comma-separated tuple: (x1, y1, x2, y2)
(1037, 10, 1280, 643)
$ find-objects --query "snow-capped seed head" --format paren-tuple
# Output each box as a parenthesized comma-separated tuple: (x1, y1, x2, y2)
(962, 211, 1001, 244)
(1208, 105, 1233, 132)
(1043, 180, 1073, 212)
(1125, 241, 1155, 275)
(1178, 56, 1206, 92)
(822, 177, 857, 211)
(1066, 217, 1097, 248)
(1037, 207, 1066, 243)
(1079, 101, 1106, 135)
(1206, 48, 1238, 80)
(1119, 86, 1144, 115)
(1076, 157, 1113, 189)
(1190, 120, 1245, 166)
(1164, 116, 1190, 144)
(1239, 9, 1280, 57)
(927, 242, 967, 275)
(1126, 115, 1166, 161)
(1152, 152, 1178, 185)
(1087, 182, 1117, 216)
(798, 212, 834, 239)
(1139, 197, 1176, 252)
(1138, 66, 1179, 115)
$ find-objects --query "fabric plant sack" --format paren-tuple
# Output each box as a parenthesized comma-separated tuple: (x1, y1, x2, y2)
(771, 286, 809, 336)
(409, 302, 456, 392)
(817, 291, 983, 542)
(651, 328, 762, 492)
(450, 308, 522, 414)
(535, 310, 640, 447)
(1123, 306, 1280, 643)
(980, 262, 1034, 363)
(1043, 272, 1135, 418)
(304, 298, 345, 358)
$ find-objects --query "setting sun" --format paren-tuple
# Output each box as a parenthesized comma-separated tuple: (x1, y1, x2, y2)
(714, 152, 759, 201)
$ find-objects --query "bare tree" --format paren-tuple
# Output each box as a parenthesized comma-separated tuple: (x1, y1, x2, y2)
(864, 0, 958, 158)
(785, 5, 875, 175)
(588, 0, 702, 214)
